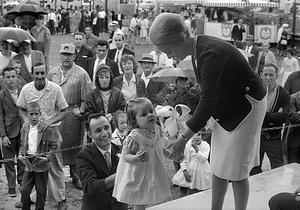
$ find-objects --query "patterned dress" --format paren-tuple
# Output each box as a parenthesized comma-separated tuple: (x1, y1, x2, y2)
(113, 125, 171, 205)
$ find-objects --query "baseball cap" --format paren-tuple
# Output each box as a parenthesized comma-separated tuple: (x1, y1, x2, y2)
(59, 43, 75, 54)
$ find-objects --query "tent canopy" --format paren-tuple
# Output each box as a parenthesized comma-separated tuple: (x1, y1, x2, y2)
(158, 0, 279, 8)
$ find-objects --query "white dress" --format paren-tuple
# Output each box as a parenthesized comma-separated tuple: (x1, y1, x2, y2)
(113, 126, 171, 205)
(139, 18, 149, 38)
(172, 140, 212, 190)
(209, 95, 267, 181)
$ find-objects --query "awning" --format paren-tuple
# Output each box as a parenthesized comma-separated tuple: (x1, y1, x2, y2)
(200, 0, 279, 8)
(157, 0, 204, 4)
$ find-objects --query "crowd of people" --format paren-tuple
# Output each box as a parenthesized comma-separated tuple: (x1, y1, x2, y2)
(0, 6, 299, 210)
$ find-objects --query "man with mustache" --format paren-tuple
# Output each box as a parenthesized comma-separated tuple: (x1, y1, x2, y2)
(16, 63, 69, 210)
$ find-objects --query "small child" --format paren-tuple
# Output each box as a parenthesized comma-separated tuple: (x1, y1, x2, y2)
(19, 102, 57, 210)
(112, 110, 128, 148)
(113, 97, 173, 210)
(172, 132, 212, 195)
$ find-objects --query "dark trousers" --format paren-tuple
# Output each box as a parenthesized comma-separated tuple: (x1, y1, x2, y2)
(269, 192, 300, 210)
(250, 136, 283, 175)
(21, 170, 48, 210)
(48, 20, 55, 34)
(288, 146, 300, 164)
(70, 164, 78, 180)
(2, 135, 24, 188)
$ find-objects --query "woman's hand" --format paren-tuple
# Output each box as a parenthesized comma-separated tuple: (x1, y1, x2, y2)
(183, 170, 191, 183)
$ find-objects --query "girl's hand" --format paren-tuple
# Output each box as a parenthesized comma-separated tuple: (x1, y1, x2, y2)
(191, 143, 199, 153)
(294, 187, 300, 202)
(136, 151, 148, 162)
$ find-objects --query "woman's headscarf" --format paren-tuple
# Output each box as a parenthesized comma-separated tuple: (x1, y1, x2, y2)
(95, 64, 113, 91)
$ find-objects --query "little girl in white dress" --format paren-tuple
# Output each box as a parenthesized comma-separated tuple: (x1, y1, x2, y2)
(172, 132, 212, 194)
(113, 98, 173, 210)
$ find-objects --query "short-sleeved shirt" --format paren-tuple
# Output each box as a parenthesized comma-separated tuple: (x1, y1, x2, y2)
(17, 79, 68, 127)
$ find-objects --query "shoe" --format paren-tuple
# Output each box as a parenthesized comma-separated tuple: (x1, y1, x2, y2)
(15, 201, 23, 208)
(72, 179, 82, 190)
(57, 199, 67, 210)
(8, 188, 17, 197)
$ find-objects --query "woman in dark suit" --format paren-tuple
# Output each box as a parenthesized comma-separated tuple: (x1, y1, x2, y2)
(113, 54, 147, 103)
(150, 13, 267, 210)
(85, 64, 126, 120)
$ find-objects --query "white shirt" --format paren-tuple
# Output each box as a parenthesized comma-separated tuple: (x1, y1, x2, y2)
(122, 75, 137, 103)
(149, 51, 173, 67)
(23, 54, 32, 73)
(98, 11, 106, 19)
(112, 129, 124, 146)
(27, 124, 39, 155)
(141, 72, 151, 87)
(48, 12, 56, 21)
(93, 57, 106, 87)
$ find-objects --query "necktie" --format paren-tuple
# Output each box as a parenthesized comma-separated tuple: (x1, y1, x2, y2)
(116, 50, 120, 64)
(104, 151, 112, 170)
(157, 54, 160, 66)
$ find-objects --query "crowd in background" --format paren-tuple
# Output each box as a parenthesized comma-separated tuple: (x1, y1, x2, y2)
(0, 4, 300, 210)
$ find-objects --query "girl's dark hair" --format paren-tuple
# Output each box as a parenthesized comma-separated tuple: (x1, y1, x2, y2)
(286, 48, 294, 56)
(126, 97, 151, 130)
(113, 110, 127, 129)
(95, 64, 113, 91)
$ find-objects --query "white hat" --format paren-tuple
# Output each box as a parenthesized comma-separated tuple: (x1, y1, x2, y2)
(282, 23, 289, 28)
(59, 43, 75, 54)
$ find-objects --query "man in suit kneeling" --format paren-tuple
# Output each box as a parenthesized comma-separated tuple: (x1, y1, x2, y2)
(76, 113, 127, 210)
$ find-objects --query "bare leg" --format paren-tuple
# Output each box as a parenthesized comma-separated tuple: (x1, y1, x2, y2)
(134, 205, 146, 210)
(211, 174, 229, 210)
(232, 178, 249, 210)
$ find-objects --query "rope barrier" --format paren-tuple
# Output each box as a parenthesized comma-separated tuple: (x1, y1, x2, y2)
(0, 123, 298, 164)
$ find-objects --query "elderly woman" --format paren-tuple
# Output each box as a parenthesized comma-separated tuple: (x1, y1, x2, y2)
(150, 13, 267, 210)
(113, 54, 147, 102)
(85, 64, 126, 119)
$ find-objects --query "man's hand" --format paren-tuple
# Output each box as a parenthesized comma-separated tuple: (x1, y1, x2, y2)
(38, 120, 50, 132)
(183, 170, 191, 182)
(1, 136, 11, 147)
(136, 151, 148, 162)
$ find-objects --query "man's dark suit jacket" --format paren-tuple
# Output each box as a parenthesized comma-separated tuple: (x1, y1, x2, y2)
(86, 57, 120, 81)
(288, 91, 300, 148)
(76, 142, 127, 210)
(107, 47, 135, 61)
(146, 79, 168, 106)
(74, 45, 93, 71)
(284, 71, 300, 95)
(262, 85, 290, 140)
(0, 87, 22, 139)
(12, 24, 28, 31)
(231, 24, 245, 41)
(14, 50, 45, 83)
(113, 75, 147, 98)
